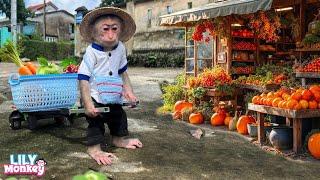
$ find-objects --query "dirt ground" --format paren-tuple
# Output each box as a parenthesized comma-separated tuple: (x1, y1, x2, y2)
(0, 64, 320, 180)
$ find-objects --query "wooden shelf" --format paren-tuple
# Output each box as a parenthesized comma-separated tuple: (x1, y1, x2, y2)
(236, 84, 280, 92)
(295, 48, 320, 52)
(232, 49, 257, 51)
(248, 103, 320, 118)
(296, 72, 320, 78)
(232, 36, 255, 39)
(232, 59, 255, 63)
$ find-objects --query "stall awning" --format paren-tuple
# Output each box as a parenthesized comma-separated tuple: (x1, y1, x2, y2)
(160, 0, 273, 26)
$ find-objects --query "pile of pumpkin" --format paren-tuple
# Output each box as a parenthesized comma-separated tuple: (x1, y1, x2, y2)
(251, 85, 320, 110)
(172, 100, 256, 135)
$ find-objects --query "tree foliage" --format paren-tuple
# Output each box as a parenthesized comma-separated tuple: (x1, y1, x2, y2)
(100, 0, 125, 7)
(0, 0, 31, 23)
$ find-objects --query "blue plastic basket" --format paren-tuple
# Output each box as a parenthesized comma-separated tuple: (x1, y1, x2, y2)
(95, 76, 123, 104)
(8, 73, 78, 112)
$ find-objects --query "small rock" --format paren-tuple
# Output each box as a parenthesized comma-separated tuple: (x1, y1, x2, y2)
(190, 128, 204, 139)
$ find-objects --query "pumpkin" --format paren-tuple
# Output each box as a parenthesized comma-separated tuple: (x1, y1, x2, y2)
(172, 111, 182, 120)
(174, 100, 193, 112)
(211, 113, 226, 126)
(189, 112, 204, 124)
(309, 100, 318, 109)
(224, 116, 233, 126)
(308, 131, 320, 159)
(302, 90, 313, 101)
(236, 115, 255, 135)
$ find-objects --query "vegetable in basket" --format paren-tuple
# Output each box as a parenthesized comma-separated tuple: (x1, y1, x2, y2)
(60, 57, 79, 73)
(36, 57, 62, 75)
(0, 40, 36, 75)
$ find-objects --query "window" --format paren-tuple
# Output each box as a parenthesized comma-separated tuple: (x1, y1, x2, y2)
(188, 2, 192, 9)
(167, 6, 173, 14)
(147, 9, 152, 28)
(69, 23, 74, 34)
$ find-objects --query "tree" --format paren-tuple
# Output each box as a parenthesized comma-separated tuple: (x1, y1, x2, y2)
(100, 0, 125, 7)
(0, 0, 31, 23)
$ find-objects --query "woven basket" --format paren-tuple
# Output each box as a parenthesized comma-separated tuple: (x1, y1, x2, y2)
(8, 73, 78, 112)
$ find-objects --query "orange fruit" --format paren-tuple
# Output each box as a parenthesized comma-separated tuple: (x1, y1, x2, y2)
(309, 100, 318, 109)
(278, 100, 285, 109)
(267, 98, 274, 106)
(293, 103, 302, 110)
(272, 97, 283, 107)
(291, 92, 302, 101)
(282, 93, 291, 101)
(313, 92, 320, 102)
(296, 88, 304, 94)
(261, 93, 267, 98)
(252, 96, 261, 104)
(302, 90, 313, 101)
(287, 99, 299, 109)
(309, 85, 320, 94)
(299, 100, 309, 109)
(267, 92, 275, 98)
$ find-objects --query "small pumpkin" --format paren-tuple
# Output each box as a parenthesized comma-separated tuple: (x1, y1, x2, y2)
(224, 116, 233, 126)
(210, 113, 226, 126)
(236, 115, 255, 135)
(308, 131, 320, 159)
(189, 112, 204, 124)
(172, 111, 182, 120)
(174, 100, 193, 112)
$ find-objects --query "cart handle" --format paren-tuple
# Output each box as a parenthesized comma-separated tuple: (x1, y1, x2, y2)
(8, 73, 20, 86)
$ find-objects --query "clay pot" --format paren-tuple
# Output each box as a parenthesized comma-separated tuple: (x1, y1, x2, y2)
(269, 126, 293, 150)
(247, 123, 257, 137)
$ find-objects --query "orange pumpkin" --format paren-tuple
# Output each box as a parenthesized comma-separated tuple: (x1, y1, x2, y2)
(272, 97, 282, 107)
(252, 96, 261, 104)
(211, 113, 226, 126)
(287, 99, 299, 109)
(309, 100, 318, 109)
(172, 111, 182, 120)
(236, 115, 255, 135)
(174, 101, 192, 112)
(302, 90, 313, 101)
(189, 112, 204, 124)
(224, 116, 233, 126)
(299, 99, 309, 109)
(291, 92, 302, 101)
(308, 132, 320, 159)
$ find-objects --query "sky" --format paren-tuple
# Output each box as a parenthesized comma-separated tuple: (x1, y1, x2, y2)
(24, 0, 101, 14)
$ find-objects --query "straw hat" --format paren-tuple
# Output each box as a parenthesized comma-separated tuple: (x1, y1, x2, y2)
(80, 7, 136, 42)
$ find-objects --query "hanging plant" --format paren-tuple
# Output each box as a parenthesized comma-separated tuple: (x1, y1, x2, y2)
(192, 20, 215, 42)
(249, 11, 281, 42)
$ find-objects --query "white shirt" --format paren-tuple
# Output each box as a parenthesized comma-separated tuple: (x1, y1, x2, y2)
(78, 41, 127, 103)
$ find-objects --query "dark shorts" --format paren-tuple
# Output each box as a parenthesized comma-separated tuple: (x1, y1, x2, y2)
(86, 99, 129, 146)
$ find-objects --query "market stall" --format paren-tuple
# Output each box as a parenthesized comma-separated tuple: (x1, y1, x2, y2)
(160, 0, 320, 158)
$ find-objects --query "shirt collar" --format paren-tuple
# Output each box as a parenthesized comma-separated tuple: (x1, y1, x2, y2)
(92, 42, 119, 52)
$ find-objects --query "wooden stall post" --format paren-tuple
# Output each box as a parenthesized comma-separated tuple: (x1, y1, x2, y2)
(293, 118, 302, 153)
(257, 112, 265, 145)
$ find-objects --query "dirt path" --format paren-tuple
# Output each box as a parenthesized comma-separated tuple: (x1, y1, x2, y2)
(0, 64, 319, 180)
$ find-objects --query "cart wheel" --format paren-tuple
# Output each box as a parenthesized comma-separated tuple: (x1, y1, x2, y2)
(54, 116, 72, 127)
(9, 110, 23, 130)
(27, 115, 38, 130)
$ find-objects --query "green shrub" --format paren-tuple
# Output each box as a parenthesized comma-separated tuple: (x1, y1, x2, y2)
(161, 74, 185, 113)
(127, 49, 184, 68)
(21, 40, 74, 60)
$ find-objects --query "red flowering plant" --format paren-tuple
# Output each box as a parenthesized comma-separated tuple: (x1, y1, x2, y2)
(192, 20, 216, 42)
(248, 11, 281, 42)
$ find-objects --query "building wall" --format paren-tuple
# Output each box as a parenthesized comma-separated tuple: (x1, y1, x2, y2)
(130, 0, 210, 51)
(31, 11, 74, 41)
(34, 5, 57, 15)
(74, 0, 211, 56)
